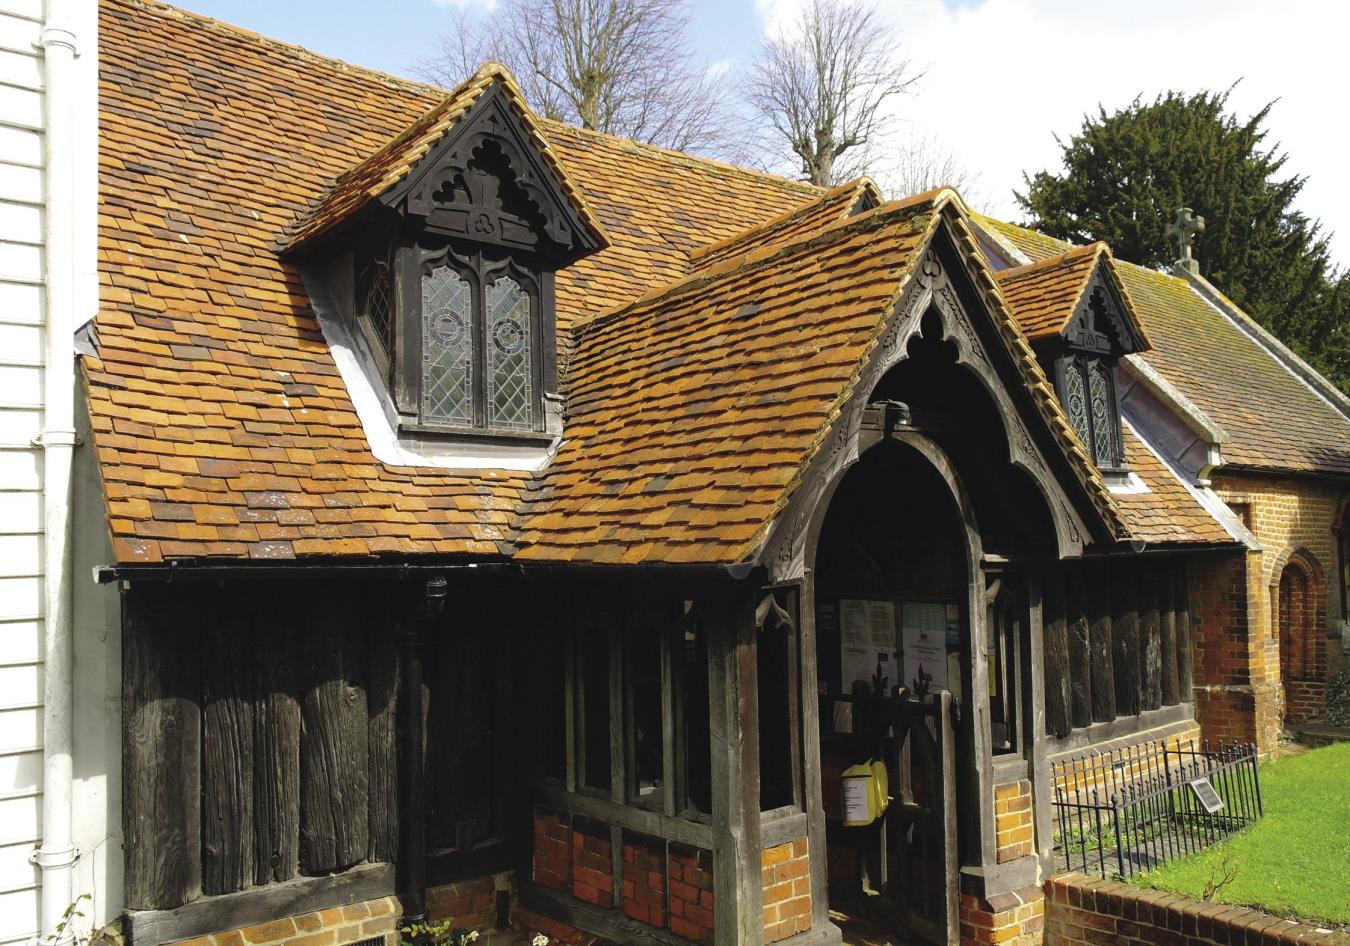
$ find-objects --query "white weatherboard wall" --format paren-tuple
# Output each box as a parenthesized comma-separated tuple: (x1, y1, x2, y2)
(0, 0, 99, 942)
(0, 2, 51, 940)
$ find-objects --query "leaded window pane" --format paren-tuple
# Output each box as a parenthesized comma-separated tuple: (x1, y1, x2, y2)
(421, 265, 474, 426)
(486, 276, 534, 430)
(363, 259, 394, 354)
(1088, 359, 1116, 466)
(1064, 360, 1091, 452)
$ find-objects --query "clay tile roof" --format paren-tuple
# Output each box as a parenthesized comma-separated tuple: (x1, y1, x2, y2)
(687, 177, 883, 273)
(977, 216, 1350, 477)
(92, 0, 816, 564)
(284, 62, 608, 254)
(513, 193, 1128, 564)
(993, 242, 1150, 349)
(513, 199, 946, 564)
(1114, 425, 1235, 546)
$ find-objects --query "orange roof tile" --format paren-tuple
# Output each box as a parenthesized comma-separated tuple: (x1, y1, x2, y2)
(977, 216, 1350, 477)
(687, 178, 882, 274)
(993, 242, 1150, 349)
(284, 62, 608, 254)
(92, 0, 815, 563)
(514, 193, 1128, 563)
(1115, 425, 1235, 546)
(92, 0, 1128, 566)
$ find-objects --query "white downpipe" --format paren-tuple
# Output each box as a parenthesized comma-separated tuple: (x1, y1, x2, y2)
(34, 0, 80, 940)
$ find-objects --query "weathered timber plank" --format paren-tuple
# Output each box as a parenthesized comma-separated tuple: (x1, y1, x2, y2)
(201, 607, 255, 895)
(125, 862, 394, 946)
(1138, 565, 1163, 712)
(1085, 563, 1116, 723)
(1157, 562, 1180, 706)
(428, 594, 493, 850)
(254, 602, 301, 885)
(124, 587, 202, 910)
(1042, 570, 1072, 738)
(1063, 565, 1093, 729)
(708, 588, 763, 946)
(367, 606, 400, 864)
(1112, 561, 1141, 717)
(1174, 562, 1194, 699)
(299, 591, 370, 873)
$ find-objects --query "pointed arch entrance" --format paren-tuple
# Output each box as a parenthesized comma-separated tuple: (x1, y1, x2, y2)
(792, 310, 1070, 944)
(1273, 550, 1327, 725)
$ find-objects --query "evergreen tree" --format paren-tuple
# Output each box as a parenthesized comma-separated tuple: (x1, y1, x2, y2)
(1017, 89, 1350, 393)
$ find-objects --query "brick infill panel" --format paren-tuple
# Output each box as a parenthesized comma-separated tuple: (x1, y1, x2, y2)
(762, 837, 812, 944)
(166, 874, 508, 946)
(1045, 872, 1350, 945)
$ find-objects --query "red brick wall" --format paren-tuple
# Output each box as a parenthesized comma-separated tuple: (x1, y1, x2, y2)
(167, 875, 508, 946)
(1191, 551, 1281, 753)
(571, 816, 614, 908)
(1044, 873, 1346, 946)
(669, 843, 715, 945)
(960, 885, 1045, 946)
(1193, 474, 1350, 751)
(995, 780, 1034, 863)
(533, 807, 571, 892)
(621, 831, 667, 929)
(761, 838, 811, 943)
(532, 807, 715, 944)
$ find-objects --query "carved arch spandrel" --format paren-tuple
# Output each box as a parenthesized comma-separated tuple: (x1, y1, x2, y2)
(760, 229, 1090, 583)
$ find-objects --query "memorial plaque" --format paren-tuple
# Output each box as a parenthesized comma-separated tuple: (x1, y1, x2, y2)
(1188, 777, 1224, 814)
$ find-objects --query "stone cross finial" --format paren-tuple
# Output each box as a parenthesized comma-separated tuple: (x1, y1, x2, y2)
(1166, 206, 1205, 274)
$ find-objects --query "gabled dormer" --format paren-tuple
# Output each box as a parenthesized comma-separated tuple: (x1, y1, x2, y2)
(994, 243, 1149, 474)
(284, 64, 607, 458)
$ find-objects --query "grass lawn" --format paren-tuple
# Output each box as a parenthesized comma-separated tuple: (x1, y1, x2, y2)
(1134, 741, 1350, 926)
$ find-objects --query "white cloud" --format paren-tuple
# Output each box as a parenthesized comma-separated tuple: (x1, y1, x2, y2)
(706, 58, 736, 79)
(755, 0, 1350, 262)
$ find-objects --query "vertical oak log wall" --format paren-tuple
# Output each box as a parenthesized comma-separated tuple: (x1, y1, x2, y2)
(1041, 558, 1193, 739)
(122, 579, 517, 913)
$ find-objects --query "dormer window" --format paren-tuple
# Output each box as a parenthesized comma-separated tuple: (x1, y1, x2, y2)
(285, 65, 606, 459)
(993, 245, 1149, 477)
(1054, 283, 1139, 472)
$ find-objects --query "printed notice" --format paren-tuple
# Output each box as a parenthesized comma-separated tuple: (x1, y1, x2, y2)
(840, 599, 895, 690)
(842, 777, 871, 824)
(901, 601, 949, 695)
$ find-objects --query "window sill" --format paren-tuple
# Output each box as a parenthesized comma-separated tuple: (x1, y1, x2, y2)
(399, 422, 555, 446)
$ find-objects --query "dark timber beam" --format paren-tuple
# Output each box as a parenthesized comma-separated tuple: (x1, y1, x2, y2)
(708, 586, 763, 946)
(1064, 566, 1094, 729)
(398, 577, 445, 935)
(1085, 562, 1116, 722)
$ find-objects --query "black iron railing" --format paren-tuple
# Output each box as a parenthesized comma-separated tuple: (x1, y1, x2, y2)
(1050, 738, 1262, 879)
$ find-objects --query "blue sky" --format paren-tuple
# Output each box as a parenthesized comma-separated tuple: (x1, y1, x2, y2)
(178, 0, 1347, 263)
(181, 0, 765, 84)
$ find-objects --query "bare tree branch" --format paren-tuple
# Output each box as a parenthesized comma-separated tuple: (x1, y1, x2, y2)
(747, 0, 923, 186)
(875, 131, 988, 208)
(415, 0, 741, 158)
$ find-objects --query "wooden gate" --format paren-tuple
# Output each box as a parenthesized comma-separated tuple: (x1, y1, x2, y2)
(880, 689, 959, 945)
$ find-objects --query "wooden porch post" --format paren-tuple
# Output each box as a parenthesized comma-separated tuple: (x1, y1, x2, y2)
(398, 576, 446, 933)
(708, 585, 764, 946)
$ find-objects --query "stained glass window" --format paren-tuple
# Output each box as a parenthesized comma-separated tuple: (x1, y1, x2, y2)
(1061, 355, 1122, 470)
(1064, 359, 1090, 450)
(485, 276, 534, 430)
(421, 265, 474, 426)
(1088, 359, 1117, 466)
